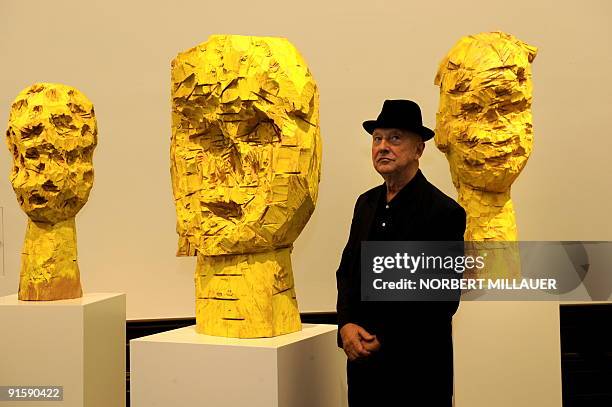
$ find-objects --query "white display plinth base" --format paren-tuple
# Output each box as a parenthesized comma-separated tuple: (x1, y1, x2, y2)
(453, 301, 562, 407)
(130, 324, 345, 407)
(0, 293, 126, 407)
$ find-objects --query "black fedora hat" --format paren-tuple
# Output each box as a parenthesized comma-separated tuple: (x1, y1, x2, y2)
(362, 99, 435, 141)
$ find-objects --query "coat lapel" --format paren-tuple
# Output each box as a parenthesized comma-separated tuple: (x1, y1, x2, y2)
(356, 184, 384, 241)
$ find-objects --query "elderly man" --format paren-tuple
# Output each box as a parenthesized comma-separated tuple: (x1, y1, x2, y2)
(336, 100, 466, 406)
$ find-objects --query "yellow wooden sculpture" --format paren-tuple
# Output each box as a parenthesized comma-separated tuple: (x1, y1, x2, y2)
(171, 35, 321, 338)
(6, 83, 97, 300)
(434, 32, 537, 278)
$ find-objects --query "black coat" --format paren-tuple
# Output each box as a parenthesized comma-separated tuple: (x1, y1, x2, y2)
(336, 169, 466, 397)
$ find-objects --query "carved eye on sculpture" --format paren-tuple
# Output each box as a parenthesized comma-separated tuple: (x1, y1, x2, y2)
(20, 124, 44, 140)
(460, 102, 483, 115)
(238, 120, 281, 145)
(190, 124, 230, 152)
(24, 147, 40, 160)
(210, 133, 233, 151)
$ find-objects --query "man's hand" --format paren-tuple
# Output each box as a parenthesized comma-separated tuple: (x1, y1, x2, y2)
(362, 336, 381, 353)
(340, 323, 379, 361)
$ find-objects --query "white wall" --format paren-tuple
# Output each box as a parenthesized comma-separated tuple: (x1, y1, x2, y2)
(0, 0, 610, 319)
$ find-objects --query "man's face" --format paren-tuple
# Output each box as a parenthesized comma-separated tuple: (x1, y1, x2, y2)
(371, 128, 424, 177)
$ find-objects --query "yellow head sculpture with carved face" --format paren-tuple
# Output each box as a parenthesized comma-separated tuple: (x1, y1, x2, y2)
(171, 35, 321, 257)
(435, 32, 537, 280)
(171, 35, 321, 337)
(8, 83, 97, 222)
(6, 83, 97, 300)
(435, 31, 536, 195)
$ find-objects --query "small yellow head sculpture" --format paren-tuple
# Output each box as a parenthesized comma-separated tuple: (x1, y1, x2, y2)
(6, 83, 97, 300)
(171, 35, 321, 337)
(7, 83, 97, 222)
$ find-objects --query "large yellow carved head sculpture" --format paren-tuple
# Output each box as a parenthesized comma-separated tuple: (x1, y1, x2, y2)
(171, 35, 320, 337)
(434, 31, 537, 194)
(171, 35, 321, 257)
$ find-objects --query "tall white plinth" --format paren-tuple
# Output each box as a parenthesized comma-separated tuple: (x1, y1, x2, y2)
(0, 293, 126, 407)
(453, 301, 562, 407)
(130, 324, 346, 407)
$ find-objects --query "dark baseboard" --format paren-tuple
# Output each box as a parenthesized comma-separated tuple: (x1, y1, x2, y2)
(126, 312, 337, 341)
(560, 303, 612, 407)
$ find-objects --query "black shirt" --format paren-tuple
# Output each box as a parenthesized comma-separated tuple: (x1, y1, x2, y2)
(368, 169, 425, 241)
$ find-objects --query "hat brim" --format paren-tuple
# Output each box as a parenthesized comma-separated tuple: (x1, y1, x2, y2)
(362, 120, 435, 141)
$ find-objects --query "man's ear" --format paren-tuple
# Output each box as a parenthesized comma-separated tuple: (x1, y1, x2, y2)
(416, 141, 425, 158)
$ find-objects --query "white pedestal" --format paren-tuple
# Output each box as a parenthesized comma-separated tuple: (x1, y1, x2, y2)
(453, 302, 563, 407)
(0, 293, 126, 407)
(130, 324, 345, 407)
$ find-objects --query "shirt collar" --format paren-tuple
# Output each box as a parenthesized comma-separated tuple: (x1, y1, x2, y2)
(382, 168, 425, 206)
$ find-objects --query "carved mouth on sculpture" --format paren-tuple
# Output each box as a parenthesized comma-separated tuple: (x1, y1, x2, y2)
(457, 134, 528, 169)
(28, 193, 48, 206)
(202, 200, 244, 219)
